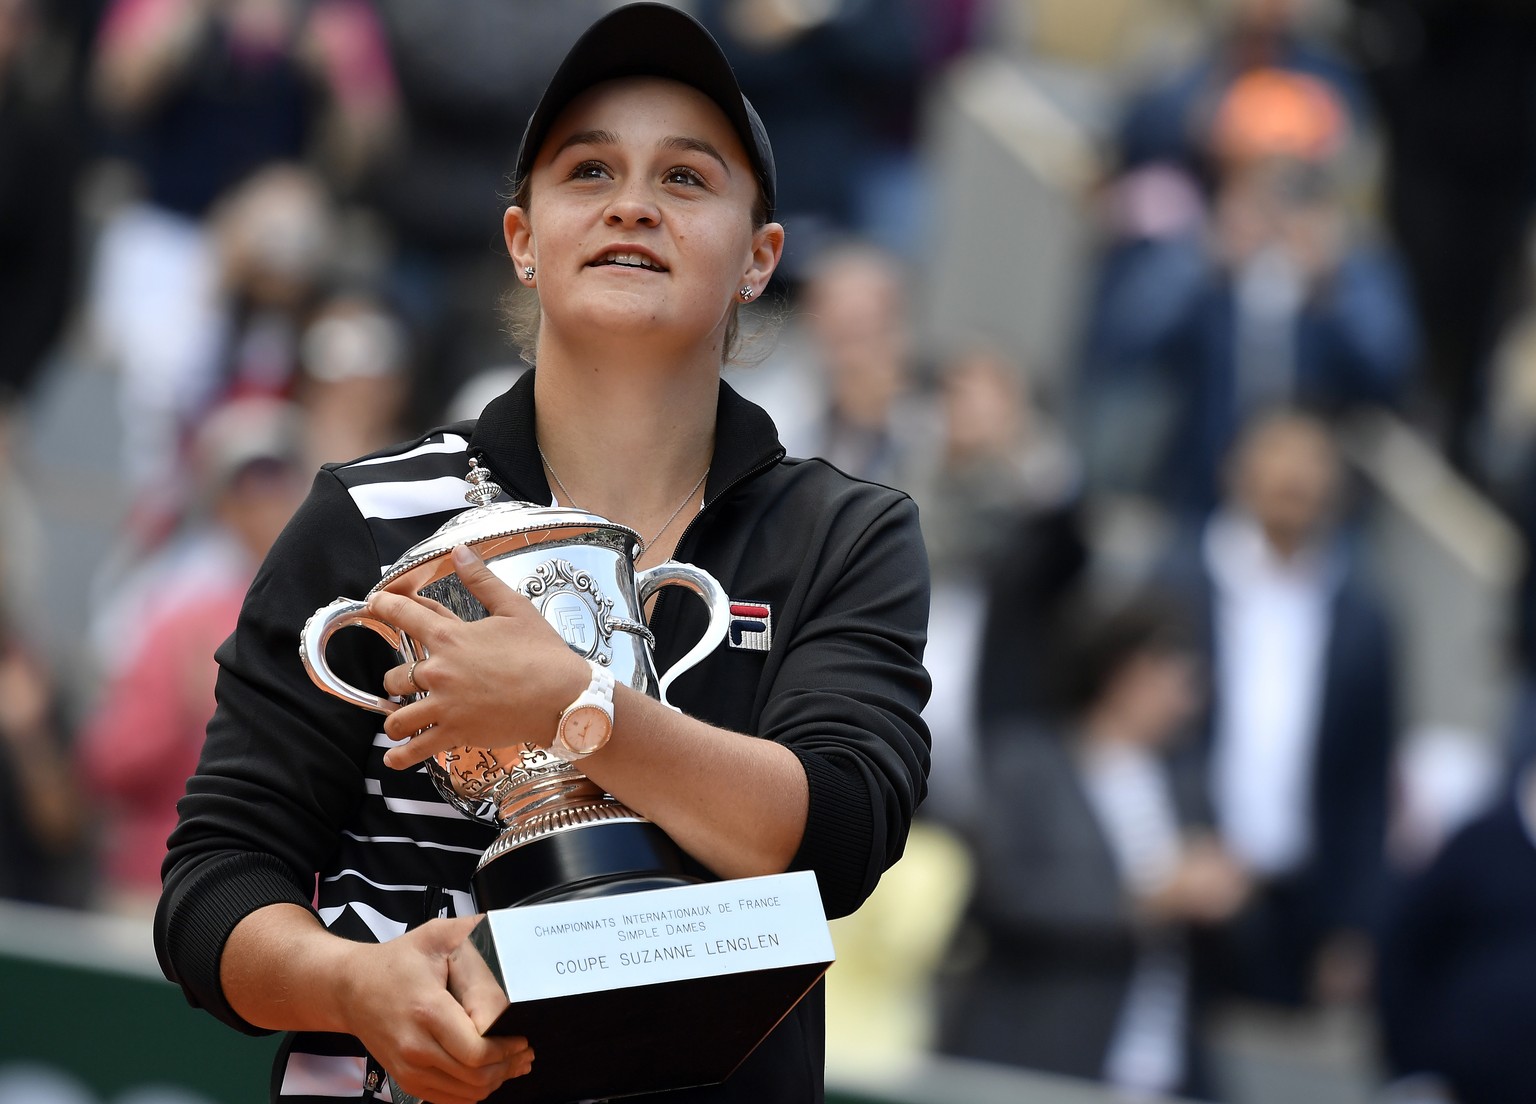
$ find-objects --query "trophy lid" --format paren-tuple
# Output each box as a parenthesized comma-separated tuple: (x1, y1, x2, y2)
(370, 459, 641, 594)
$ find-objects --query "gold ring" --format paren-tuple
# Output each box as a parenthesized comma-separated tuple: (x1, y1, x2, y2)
(406, 659, 421, 694)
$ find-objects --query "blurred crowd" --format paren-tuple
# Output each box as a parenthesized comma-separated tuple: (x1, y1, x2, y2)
(4, 1, 1536, 1103)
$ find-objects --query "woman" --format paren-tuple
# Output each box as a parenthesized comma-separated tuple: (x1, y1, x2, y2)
(152, 6, 931, 1104)
(938, 591, 1246, 1099)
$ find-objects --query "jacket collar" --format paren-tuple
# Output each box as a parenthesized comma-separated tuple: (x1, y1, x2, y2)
(467, 368, 786, 506)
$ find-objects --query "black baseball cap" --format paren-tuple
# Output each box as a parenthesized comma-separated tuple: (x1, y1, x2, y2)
(513, 3, 777, 222)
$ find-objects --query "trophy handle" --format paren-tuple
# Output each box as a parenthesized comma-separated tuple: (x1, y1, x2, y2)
(636, 561, 730, 707)
(300, 597, 404, 715)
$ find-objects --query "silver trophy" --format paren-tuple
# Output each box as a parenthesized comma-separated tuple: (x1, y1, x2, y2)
(300, 460, 730, 909)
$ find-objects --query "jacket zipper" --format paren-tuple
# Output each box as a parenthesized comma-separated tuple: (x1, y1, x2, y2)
(649, 447, 784, 625)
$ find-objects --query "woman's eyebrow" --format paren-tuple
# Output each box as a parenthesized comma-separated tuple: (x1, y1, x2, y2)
(549, 129, 731, 176)
(551, 128, 620, 158)
(660, 135, 731, 175)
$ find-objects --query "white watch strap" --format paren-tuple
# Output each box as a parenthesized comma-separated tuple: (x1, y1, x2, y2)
(578, 659, 614, 707)
(560, 659, 614, 720)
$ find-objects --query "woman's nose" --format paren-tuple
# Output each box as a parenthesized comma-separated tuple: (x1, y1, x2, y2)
(604, 181, 660, 226)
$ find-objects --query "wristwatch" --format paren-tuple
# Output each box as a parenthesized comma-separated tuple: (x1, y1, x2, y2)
(550, 660, 615, 762)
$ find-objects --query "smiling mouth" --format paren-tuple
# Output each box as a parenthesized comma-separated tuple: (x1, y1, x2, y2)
(590, 251, 666, 272)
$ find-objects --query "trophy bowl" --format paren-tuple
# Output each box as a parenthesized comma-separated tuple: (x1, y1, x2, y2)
(300, 460, 730, 910)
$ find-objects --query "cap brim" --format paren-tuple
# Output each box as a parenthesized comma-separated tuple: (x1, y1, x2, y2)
(513, 3, 774, 219)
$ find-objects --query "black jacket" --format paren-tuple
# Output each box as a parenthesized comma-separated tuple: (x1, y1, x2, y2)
(155, 372, 932, 1102)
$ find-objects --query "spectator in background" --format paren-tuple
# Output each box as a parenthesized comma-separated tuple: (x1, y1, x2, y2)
(0, 604, 88, 907)
(0, 0, 79, 420)
(695, 0, 924, 280)
(206, 162, 339, 409)
(1170, 149, 1414, 515)
(78, 398, 306, 915)
(913, 344, 1078, 580)
(91, 0, 397, 206)
(937, 590, 1247, 1100)
(1345, 0, 1536, 482)
(295, 289, 410, 469)
(1375, 759, 1536, 1104)
(0, 0, 82, 634)
(86, 0, 397, 488)
(909, 345, 1089, 822)
(1497, 279, 1536, 775)
(1080, 70, 1416, 516)
(92, 162, 341, 589)
(1165, 409, 1397, 1009)
(774, 240, 935, 489)
(1116, 0, 1369, 185)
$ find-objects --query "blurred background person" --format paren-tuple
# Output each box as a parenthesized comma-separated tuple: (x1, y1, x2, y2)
(1079, 68, 1416, 517)
(910, 343, 1089, 825)
(1164, 408, 1398, 1011)
(0, 0, 80, 429)
(952, 344, 1093, 739)
(937, 588, 1247, 1100)
(1344, 0, 1536, 483)
(0, 602, 88, 908)
(695, 0, 926, 281)
(1076, 0, 1376, 501)
(86, 0, 397, 490)
(768, 240, 936, 490)
(1375, 756, 1536, 1104)
(89, 162, 341, 615)
(914, 344, 1079, 580)
(76, 398, 306, 915)
(1115, 0, 1370, 187)
(293, 288, 410, 469)
(1175, 146, 1413, 516)
(203, 162, 337, 408)
(0, 0, 84, 633)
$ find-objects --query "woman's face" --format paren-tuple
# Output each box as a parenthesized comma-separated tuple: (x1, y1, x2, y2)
(1106, 649, 1204, 748)
(504, 77, 781, 360)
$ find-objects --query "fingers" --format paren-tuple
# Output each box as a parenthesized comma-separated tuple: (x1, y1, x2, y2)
(385, 917, 535, 1101)
(422, 913, 483, 950)
(392, 1058, 529, 1104)
(418, 987, 532, 1072)
(368, 590, 444, 640)
(390, 1027, 533, 1104)
(449, 543, 526, 616)
(381, 719, 458, 770)
(382, 658, 420, 700)
(448, 937, 513, 1035)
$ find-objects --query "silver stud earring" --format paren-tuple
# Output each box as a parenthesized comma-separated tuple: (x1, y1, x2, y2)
(738, 286, 754, 302)
(523, 267, 536, 282)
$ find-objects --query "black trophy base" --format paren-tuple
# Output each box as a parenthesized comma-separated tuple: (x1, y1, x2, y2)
(471, 818, 702, 910)
(476, 961, 825, 1103)
(389, 868, 834, 1104)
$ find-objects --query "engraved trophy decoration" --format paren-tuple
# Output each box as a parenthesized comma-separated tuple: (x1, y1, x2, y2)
(300, 459, 730, 911)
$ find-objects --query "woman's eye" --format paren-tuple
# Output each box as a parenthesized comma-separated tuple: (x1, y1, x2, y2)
(569, 161, 609, 180)
(664, 167, 704, 187)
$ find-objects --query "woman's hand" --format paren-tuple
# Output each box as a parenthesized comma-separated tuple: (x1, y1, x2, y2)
(345, 916, 533, 1104)
(223, 906, 533, 1104)
(368, 549, 807, 881)
(1141, 835, 1250, 925)
(368, 544, 590, 769)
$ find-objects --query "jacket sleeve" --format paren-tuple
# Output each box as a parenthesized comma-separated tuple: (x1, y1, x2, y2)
(765, 491, 932, 920)
(153, 468, 395, 1034)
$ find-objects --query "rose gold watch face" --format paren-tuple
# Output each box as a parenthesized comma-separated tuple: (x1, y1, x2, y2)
(563, 707, 612, 754)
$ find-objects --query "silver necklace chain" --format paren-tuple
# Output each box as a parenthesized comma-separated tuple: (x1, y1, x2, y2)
(539, 446, 708, 554)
